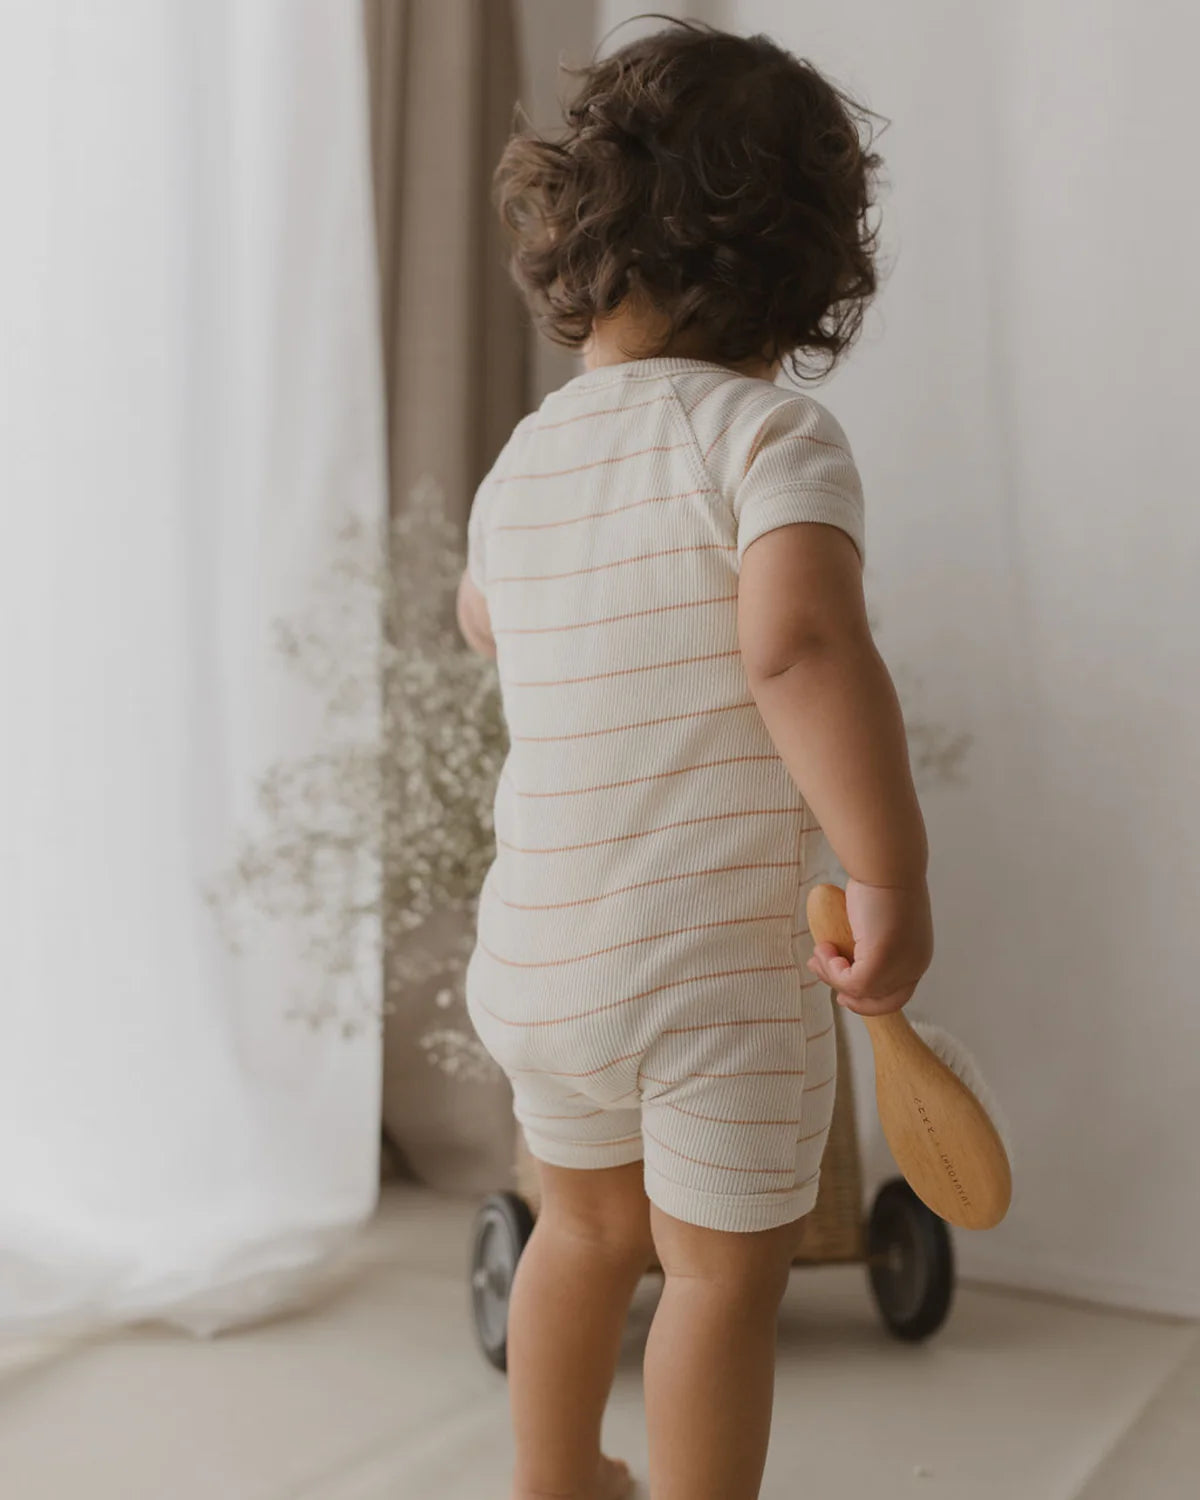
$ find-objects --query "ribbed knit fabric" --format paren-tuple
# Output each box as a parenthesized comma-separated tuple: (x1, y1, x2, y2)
(464, 357, 864, 1232)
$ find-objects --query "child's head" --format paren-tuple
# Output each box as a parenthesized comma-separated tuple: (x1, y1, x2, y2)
(495, 19, 882, 378)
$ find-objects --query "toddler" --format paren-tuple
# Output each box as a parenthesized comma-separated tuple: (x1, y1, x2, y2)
(457, 21, 933, 1500)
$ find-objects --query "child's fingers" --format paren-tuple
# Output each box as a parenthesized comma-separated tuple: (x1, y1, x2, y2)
(809, 940, 846, 963)
(807, 947, 916, 1014)
(836, 983, 916, 1017)
(806, 942, 851, 987)
(810, 946, 875, 1000)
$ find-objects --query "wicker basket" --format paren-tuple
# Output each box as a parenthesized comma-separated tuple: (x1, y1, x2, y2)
(514, 1007, 863, 1264)
(794, 1007, 863, 1261)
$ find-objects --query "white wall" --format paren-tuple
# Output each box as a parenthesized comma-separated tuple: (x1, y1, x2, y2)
(719, 0, 1200, 1314)
(596, 0, 724, 44)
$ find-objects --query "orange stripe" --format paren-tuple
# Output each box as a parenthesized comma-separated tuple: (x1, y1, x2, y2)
(496, 810, 816, 856)
(491, 543, 736, 584)
(503, 754, 781, 800)
(774, 432, 850, 458)
(475, 966, 794, 1029)
(510, 700, 756, 744)
(493, 487, 715, 532)
(479, 914, 792, 969)
(742, 410, 776, 476)
(492, 593, 737, 636)
(534, 393, 671, 429)
(495, 441, 692, 482)
(489, 859, 801, 911)
(508, 648, 740, 688)
(703, 412, 740, 460)
(520, 1108, 605, 1121)
(743, 414, 849, 478)
(642, 1128, 796, 1177)
(510, 1048, 643, 1080)
(639, 1068, 806, 1085)
(764, 1173, 821, 1196)
(574, 1134, 642, 1148)
(660, 1015, 805, 1036)
(663, 1102, 805, 1126)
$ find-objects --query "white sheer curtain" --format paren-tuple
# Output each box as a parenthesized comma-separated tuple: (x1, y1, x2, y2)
(1, 1, 385, 1334)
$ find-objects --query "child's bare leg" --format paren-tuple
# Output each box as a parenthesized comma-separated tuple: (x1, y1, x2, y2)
(644, 1207, 803, 1500)
(507, 1159, 652, 1500)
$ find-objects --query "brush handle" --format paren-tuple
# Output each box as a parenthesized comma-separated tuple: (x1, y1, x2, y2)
(807, 883, 1012, 1231)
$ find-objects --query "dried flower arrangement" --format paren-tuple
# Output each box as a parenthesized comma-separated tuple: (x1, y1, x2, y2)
(208, 478, 506, 1079)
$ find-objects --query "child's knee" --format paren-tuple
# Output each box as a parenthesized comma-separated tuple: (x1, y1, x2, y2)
(538, 1161, 655, 1267)
(652, 1209, 802, 1309)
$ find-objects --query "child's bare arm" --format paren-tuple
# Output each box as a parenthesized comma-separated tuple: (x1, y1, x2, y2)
(457, 571, 497, 660)
(738, 522, 932, 1015)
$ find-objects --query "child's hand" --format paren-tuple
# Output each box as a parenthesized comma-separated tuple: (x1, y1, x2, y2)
(456, 571, 497, 660)
(806, 878, 933, 1016)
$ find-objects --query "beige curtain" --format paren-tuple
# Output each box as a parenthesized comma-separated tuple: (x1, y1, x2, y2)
(365, 0, 529, 524)
(364, 0, 529, 1193)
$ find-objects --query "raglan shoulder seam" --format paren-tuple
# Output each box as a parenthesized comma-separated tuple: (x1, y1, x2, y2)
(664, 371, 745, 498)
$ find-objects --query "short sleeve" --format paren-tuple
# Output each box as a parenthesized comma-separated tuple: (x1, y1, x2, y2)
(733, 396, 865, 564)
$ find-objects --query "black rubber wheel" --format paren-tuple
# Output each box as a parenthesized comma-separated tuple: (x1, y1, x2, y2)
(866, 1178, 955, 1342)
(470, 1191, 535, 1371)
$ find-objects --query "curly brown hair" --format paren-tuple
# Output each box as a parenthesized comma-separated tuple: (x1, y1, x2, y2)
(495, 19, 884, 379)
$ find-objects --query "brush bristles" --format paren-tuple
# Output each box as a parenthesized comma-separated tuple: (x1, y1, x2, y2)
(910, 1017, 1014, 1159)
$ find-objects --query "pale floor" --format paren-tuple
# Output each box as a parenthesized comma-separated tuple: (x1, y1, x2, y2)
(2, 1185, 1198, 1500)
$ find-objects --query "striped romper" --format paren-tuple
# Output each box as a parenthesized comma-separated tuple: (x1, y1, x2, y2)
(465, 356, 865, 1233)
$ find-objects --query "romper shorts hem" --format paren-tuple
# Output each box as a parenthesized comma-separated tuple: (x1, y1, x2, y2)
(644, 1164, 822, 1234)
(521, 1124, 822, 1234)
(520, 1126, 646, 1173)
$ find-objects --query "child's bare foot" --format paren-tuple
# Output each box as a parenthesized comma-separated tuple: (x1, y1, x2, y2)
(512, 1456, 632, 1500)
(512, 1456, 633, 1500)
(595, 1454, 634, 1499)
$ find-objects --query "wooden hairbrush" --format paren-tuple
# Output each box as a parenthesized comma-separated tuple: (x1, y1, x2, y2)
(807, 883, 1012, 1231)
